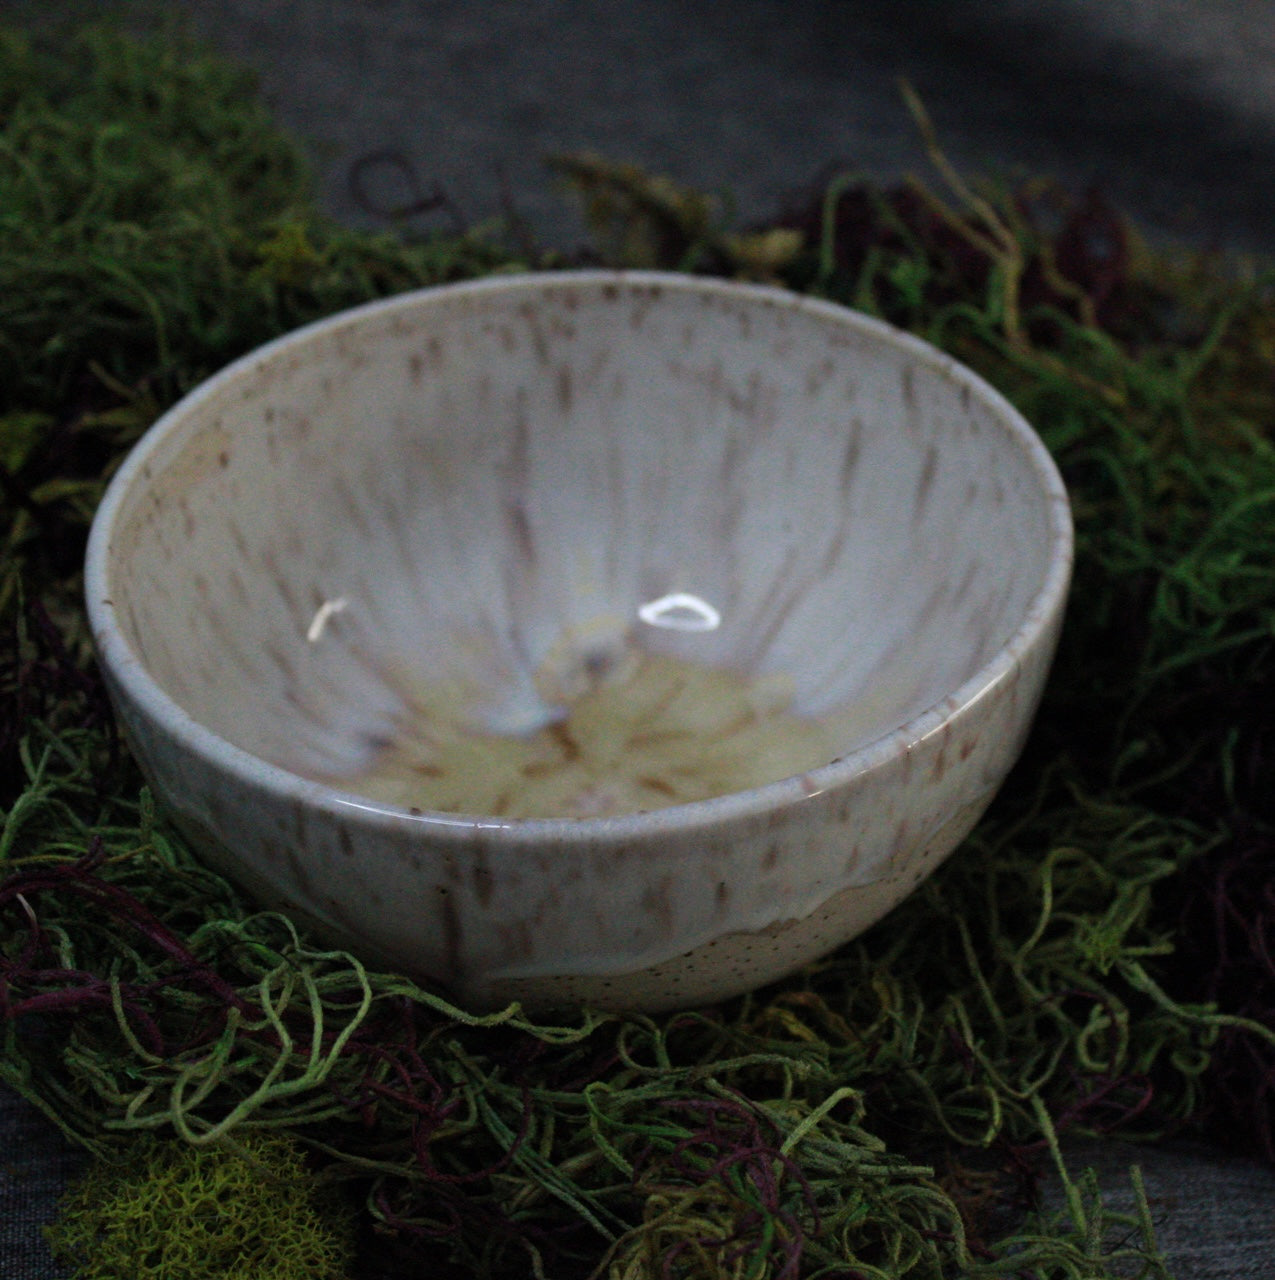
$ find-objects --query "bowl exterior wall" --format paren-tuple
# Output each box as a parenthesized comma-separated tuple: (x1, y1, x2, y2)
(102, 596, 1062, 1010)
(88, 272, 1073, 1011)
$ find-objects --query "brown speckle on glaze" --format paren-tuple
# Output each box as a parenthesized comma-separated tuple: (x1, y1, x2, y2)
(505, 500, 535, 567)
(838, 424, 863, 494)
(437, 888, 465, 984)
(955, 559, 981, 602)
(640, 877, 674, 930)
(555, 365, 573, 412)
(472, 848, 494, 907)
(804, 356, 834, 397)
(91, 271, 1070, 1014)
(893, 818, 910, 857)
(912, 443, 939, 525)
(284, 841, 315, 902)
(519, 303, 551, 364)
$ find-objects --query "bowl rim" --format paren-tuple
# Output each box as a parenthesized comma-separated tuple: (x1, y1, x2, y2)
(85, 269, 1074, 847)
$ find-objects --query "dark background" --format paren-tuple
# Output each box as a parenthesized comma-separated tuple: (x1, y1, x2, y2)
(5, 0, 1275, 255)
(2, 2, 1274, 1276)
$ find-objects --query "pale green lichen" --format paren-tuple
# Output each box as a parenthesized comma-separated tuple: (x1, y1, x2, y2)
(43, 1132, 355, 1280)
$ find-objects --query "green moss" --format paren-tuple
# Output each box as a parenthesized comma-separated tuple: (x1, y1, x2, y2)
(0, 19, 517, 650)
(44, 1133, 354, 1280)
(1, 16, 1272, 1280)
(0, 21, 521, 413)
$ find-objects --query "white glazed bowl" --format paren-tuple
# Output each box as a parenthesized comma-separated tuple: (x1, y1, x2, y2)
(86, 271, 1072, 1011)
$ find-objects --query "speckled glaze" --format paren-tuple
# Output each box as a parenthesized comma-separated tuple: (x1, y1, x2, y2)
(85, 271, 1072, 1011)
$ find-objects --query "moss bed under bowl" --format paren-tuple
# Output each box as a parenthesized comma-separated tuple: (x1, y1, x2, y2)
(1, 20, 1272, 1280)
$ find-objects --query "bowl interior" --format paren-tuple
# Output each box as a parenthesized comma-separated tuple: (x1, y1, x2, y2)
(101, 275, 1058, 818)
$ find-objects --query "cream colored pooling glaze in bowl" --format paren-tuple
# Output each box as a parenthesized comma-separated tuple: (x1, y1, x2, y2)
(86, 271, 1072, 1011)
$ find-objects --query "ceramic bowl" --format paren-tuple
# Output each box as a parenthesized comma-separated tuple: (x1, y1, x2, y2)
(85, 271, 1072, 1011)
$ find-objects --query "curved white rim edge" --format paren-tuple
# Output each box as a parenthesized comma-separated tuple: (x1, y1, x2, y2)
(85, 270, 1075, 848)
